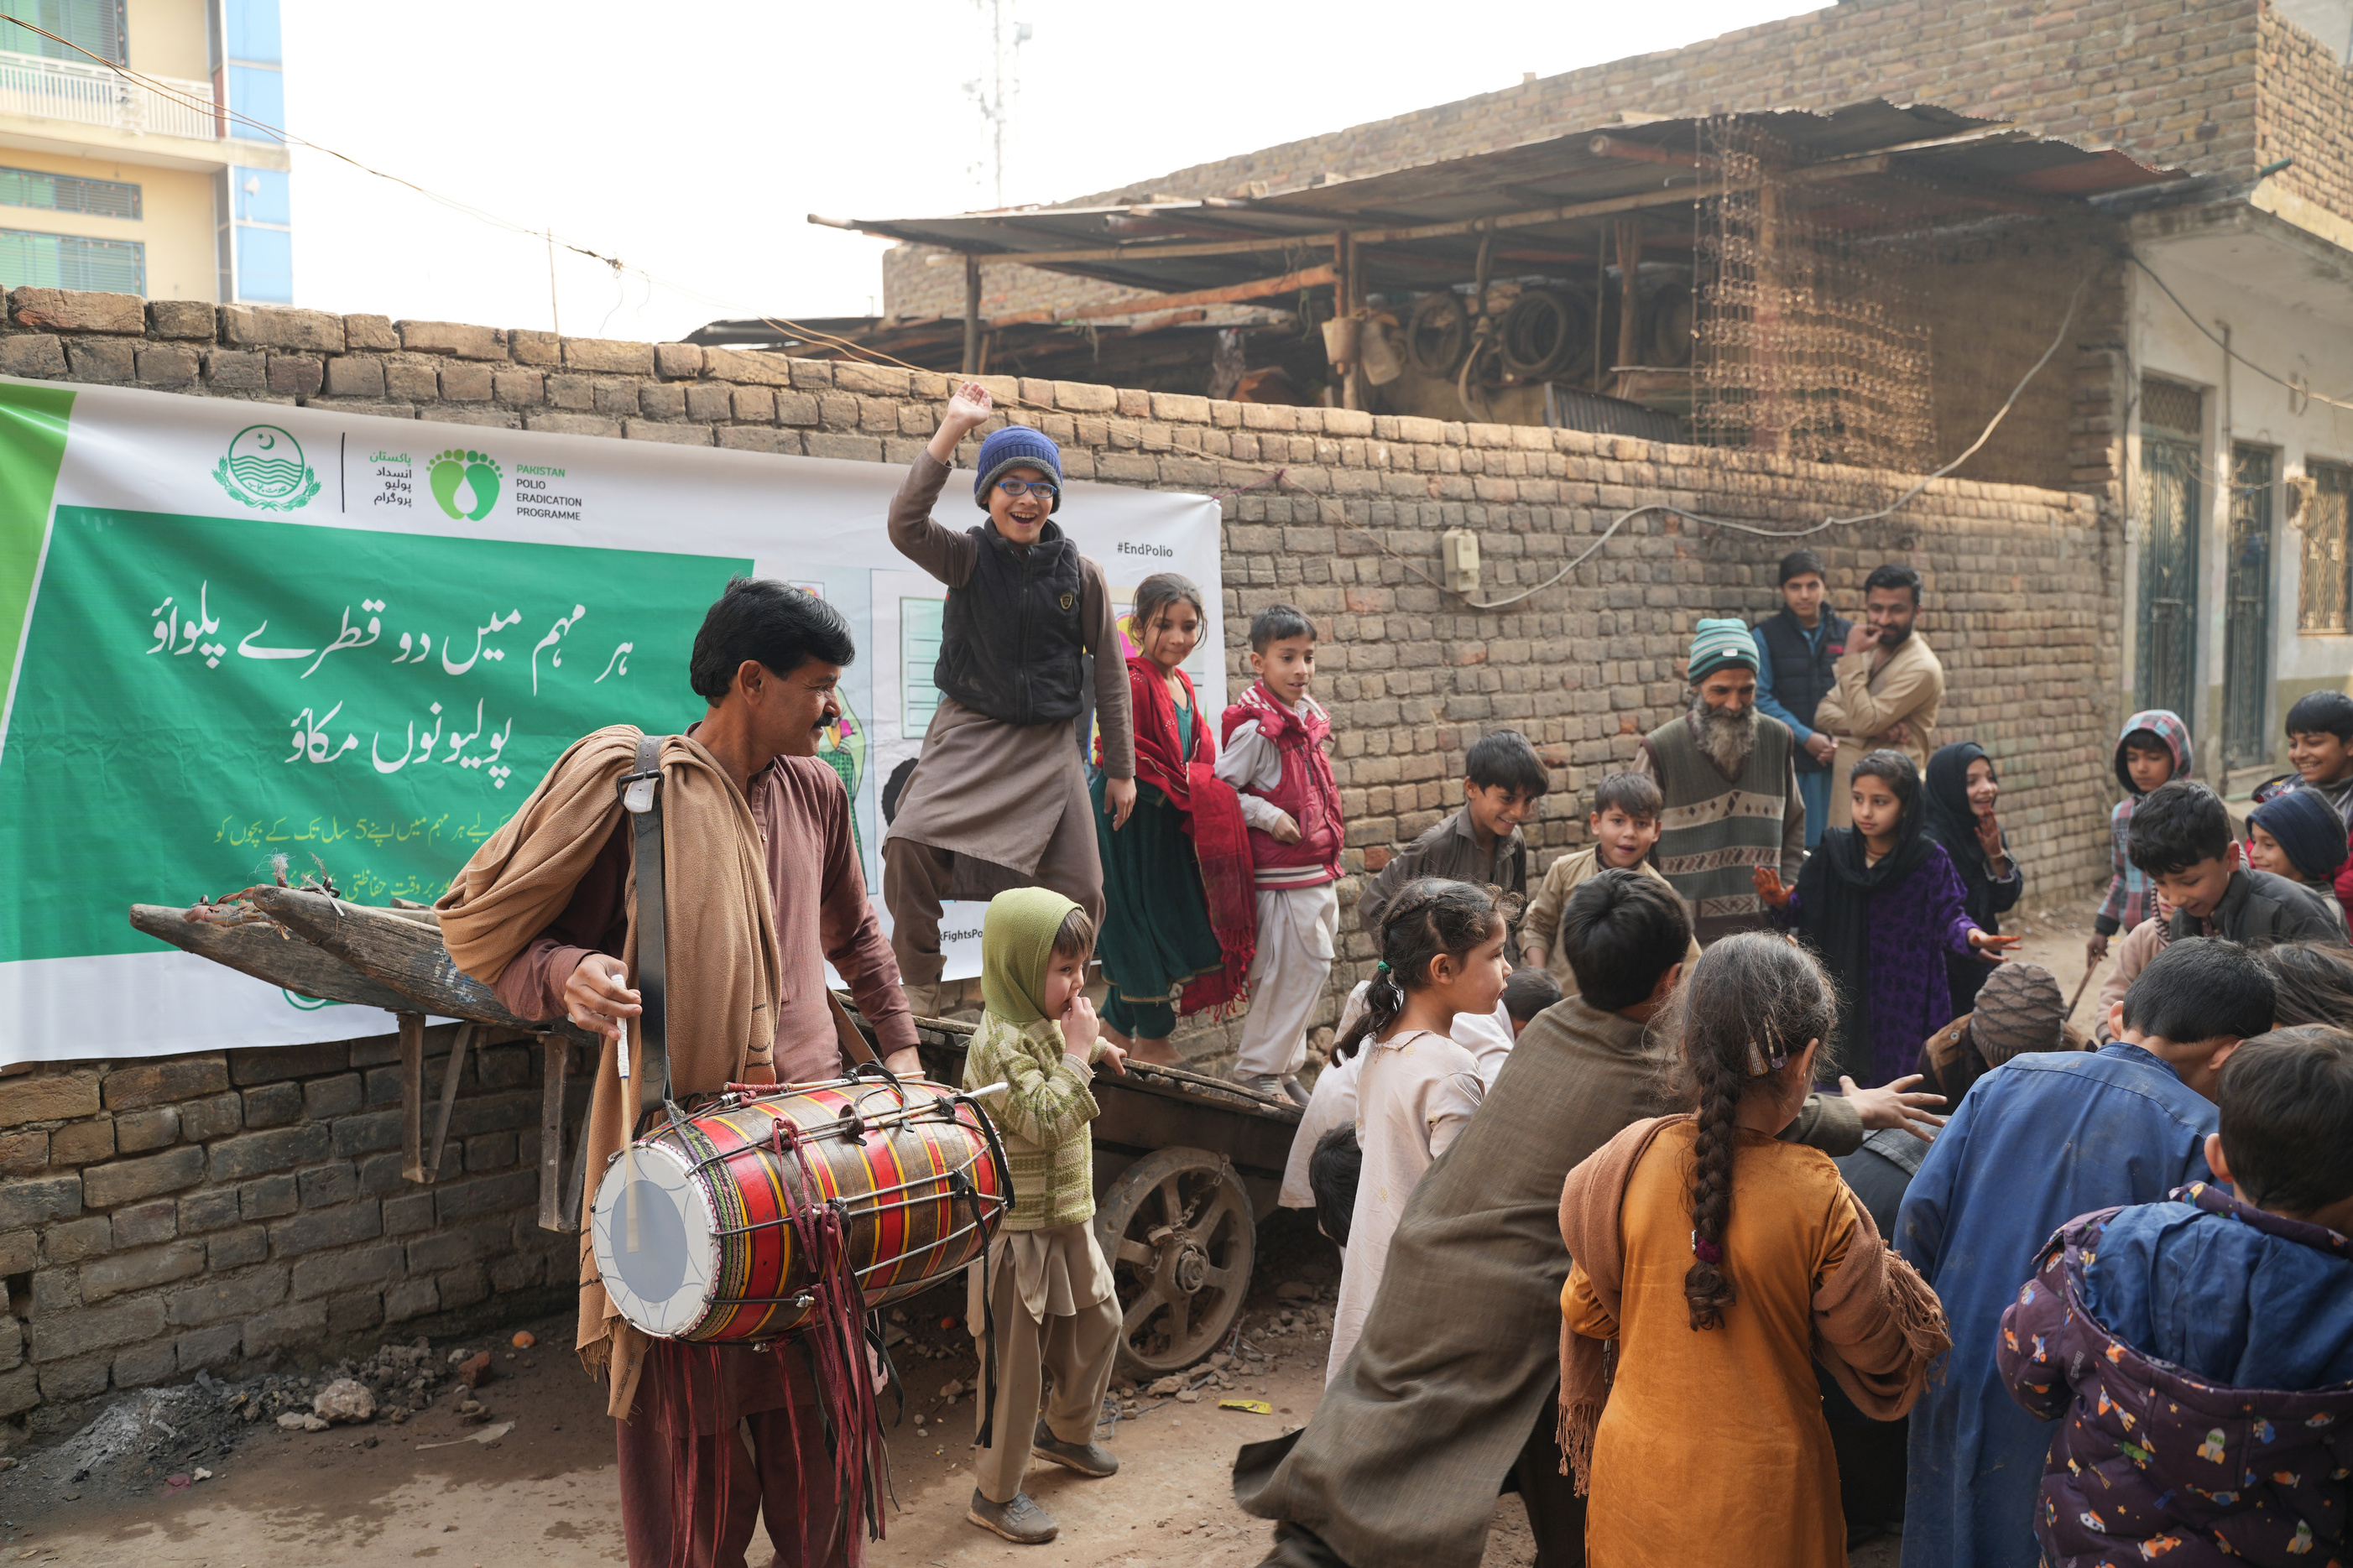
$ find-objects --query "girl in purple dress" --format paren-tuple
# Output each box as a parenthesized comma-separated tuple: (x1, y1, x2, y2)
(1756, 750, 2016, 1086)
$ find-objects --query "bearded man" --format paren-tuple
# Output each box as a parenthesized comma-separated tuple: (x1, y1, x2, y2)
(1632, 618, 1806, 944)
(1813, 561, 1945, 829)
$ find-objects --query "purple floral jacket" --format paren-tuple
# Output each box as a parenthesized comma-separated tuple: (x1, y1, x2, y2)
(1997, 1181, 2353, 1567)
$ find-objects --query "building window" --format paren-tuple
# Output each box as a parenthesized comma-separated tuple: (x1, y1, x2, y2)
(0, 0, 126, 65)
(2300, 462, 2353, 634)
(0, 164, 136, 218)
(233, 223, 289, 304)
(0, 227, 141, 292)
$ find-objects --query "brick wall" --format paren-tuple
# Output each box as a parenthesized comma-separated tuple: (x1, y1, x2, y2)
(884, 0, 2269, 322)
(0, 1027, 579, 1443)
(0, 289, 2117, 1435)
(2257, 5, 2353, 225)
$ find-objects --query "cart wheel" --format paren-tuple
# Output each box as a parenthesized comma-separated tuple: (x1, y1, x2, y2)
(1093, 1146, 1255, 1378)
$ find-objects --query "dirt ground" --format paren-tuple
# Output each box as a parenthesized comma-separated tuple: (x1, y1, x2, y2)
(0, 900, 2102, 1567)
(1, 1283, 1912, 1568)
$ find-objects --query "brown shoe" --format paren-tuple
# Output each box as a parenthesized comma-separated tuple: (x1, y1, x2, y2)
(969, 1488, 1058, 1545)
(1033, 1420, 1119, 1477)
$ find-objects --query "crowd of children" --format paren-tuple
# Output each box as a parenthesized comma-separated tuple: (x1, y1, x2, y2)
(884, 393, 2353, 1565)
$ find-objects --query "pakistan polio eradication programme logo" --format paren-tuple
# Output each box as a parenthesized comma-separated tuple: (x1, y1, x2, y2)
(428, 447, 503, 521)
(212, 424, 322, 513)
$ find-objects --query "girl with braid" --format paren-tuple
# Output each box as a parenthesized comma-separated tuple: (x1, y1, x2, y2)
(1557, 934, 1949, 1567)
(1325, 878, 1511, 1381)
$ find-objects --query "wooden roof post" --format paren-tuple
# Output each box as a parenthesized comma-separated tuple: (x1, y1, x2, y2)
(1614, 216, 1645, 394)
(962, 253, 983, 376)
(1339, 232, 1363, 412)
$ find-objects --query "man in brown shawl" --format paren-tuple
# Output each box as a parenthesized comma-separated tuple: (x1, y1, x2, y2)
(1234, 871, 1945, 1568)
(439, 579, 917, 1568)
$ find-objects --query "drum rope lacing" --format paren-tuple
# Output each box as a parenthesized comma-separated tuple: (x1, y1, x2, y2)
(765, 1107, 890, 1548)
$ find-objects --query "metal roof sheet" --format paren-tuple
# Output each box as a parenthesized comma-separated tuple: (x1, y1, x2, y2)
(809, 99, 2180, 300)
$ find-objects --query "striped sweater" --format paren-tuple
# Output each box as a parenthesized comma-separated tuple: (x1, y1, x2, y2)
(963, 1009, 1103, 1232)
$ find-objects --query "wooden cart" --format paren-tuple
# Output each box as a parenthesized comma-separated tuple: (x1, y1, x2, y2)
(898, 1013, 1300, 1378)
(128, 893, 1305, 1378)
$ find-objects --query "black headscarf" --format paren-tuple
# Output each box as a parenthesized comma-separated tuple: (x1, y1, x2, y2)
(1924, 741, 2006, 930)
(1792, 751, 1935, 1076)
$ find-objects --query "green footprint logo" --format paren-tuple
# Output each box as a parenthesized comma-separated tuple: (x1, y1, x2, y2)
(427, 449, 503, 521)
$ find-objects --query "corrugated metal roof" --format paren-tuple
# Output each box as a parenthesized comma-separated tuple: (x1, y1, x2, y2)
(809, 99, 2180, 299)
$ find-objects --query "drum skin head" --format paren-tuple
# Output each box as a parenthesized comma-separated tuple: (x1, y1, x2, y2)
(591, 1142, 718, 1338)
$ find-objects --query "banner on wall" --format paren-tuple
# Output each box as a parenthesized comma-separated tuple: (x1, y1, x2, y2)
(0, 379, 1223, 1062)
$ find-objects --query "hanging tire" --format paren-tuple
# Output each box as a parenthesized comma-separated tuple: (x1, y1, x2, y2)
(1092, 1147, 1255, 1378)
(1405, 291, 1469, 379)
(1499, 289, 1592, 382)
(1647, 280, 1695, 368)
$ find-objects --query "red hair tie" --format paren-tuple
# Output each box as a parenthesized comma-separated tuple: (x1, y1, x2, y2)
(1691, 1231, 1724, 1265)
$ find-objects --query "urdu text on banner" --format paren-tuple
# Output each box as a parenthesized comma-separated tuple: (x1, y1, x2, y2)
(0, 379, 1223, 1062)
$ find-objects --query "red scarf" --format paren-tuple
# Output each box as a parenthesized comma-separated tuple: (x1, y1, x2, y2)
(1126, 656, 1256, 1013)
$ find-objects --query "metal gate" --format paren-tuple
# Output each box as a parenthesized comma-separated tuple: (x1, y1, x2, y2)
(2138, 436, 2199, 720)
(2225, 444, 2276, 769)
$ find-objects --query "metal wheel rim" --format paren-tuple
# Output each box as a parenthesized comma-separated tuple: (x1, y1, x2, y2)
(1095, 1148, 1254, 1378)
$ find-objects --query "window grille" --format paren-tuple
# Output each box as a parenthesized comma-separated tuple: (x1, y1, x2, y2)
(2300, 462, 2353, 634)
(0, 164, 137, 218)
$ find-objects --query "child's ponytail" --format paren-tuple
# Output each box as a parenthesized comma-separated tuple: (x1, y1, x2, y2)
(1667, 932, 1837, 1331)
(1333, 878, 1510, 1063)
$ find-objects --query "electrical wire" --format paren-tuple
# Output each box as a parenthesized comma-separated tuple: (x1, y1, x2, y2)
(2129, 251, 2353, 416)
(1392, 272, 2097, 609)
(0, 13, 2154, 604)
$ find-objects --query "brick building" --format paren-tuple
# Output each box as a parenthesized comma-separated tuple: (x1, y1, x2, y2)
(826, 0, 2353, 779)
(0, 288, 2114, 1438)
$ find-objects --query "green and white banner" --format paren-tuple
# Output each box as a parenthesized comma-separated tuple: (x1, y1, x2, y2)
(0, 379, 1222, 1061)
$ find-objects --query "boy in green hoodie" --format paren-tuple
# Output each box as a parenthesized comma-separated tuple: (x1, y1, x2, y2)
(962, 888, 1129, 1545)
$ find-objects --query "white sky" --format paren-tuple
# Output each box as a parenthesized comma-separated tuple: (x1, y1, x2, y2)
(279, 0, 1820, 341)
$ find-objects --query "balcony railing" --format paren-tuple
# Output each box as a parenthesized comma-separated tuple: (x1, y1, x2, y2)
(0, 49, 217, 143)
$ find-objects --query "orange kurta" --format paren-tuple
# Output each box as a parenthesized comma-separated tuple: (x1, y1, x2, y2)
(1563, 1123, 1860, 1568)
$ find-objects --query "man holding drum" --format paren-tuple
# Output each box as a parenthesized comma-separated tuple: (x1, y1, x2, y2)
(441, 578, 917, 1568)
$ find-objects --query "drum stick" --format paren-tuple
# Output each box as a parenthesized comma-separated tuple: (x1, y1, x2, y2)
(967, 1082, 1010, 1099)
(618, 1034, 640, 1253)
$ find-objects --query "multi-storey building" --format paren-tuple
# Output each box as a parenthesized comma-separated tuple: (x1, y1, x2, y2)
(0, 0, 290, 305)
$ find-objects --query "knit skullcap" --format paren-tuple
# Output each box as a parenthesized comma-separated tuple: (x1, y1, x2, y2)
(2249, 786, 2350, 883)
(1970, 961, 2068, 1066)
(1687, 618, 1760, 682)
(973, 425, 1064, 513)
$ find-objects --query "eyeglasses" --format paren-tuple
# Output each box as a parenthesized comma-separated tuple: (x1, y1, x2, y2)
(994, 478, 1059, 500)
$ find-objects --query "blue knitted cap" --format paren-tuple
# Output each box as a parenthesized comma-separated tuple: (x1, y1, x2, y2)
(973, 425, 1063, 513)
(1688, 617, 1760, 681)
(2250, 786, 2350, 881)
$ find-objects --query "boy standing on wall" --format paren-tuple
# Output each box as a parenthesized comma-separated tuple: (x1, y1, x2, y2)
(1217, 604, 1344, 1105)
(880, 382, 1136, 1017)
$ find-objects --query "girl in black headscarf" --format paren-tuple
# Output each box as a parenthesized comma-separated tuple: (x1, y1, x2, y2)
(1923, 741, 2023, 1014)
(1756, 750, 2016, 1086)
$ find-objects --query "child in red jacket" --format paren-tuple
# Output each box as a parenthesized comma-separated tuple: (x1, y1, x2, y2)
(1213, 604, 1343, 1105)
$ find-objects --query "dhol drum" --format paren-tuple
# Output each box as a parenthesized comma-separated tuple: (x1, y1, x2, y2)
(591, 1072, 1012, 1341)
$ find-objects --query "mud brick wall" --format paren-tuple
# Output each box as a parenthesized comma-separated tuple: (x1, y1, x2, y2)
(885, 0, 2274, 321)
(0, 1028, 580, 1444)
(0, 290, 2115, 1428)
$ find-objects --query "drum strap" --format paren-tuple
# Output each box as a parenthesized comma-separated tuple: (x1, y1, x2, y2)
(620, 733, 681, 1128)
